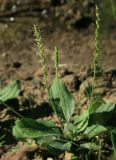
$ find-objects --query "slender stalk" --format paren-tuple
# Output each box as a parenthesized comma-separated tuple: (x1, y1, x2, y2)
(0, 101, 23, 118)
(76, 93, 83, 115)
(85, 154, 89, 160)
(110, 0, 116, 17)
(33, 26, 64, 134)
(110, 132, 116, 158)
(90, 3, 101, 104)
(54, 48, 63, 113)
(54, 47, 66, 133)
(98, 139, 101, 160)
(33, 25, 56, 113)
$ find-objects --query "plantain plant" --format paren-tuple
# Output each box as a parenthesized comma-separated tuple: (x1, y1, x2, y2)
(12, 4, 116, 160)
(12, 55, 116, 159)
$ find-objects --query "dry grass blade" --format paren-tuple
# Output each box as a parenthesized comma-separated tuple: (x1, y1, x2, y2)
(0, 143, 38, 160)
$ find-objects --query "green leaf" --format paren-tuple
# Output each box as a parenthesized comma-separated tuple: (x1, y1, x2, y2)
(49, 78, 74, 122)
(111, 129, 116, 134)
(37, 135, 55, 145)
(45, 140, 71, 155)
(89, 103, 116, 125)
(89, 98, 105, 114)
(84, 124, 107, 138)
(74, 110, 89, 134)
(0, 80, 21, 102)
(110, 130, 116, 153)
(13, 118, 61, 139)
(0, 135, 5, 147)
(80, 142, 100, 151)
(91, 103, 116, 113)
(84, 83, 93, 98)
(90, 103, 116, 114)
(49, 98, 65, 120)
(64, 123, 75, 138)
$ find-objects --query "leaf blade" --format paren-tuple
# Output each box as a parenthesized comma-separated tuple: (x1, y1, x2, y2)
(0, 80, 21, 102)
(49, 78, 74, 122)
(84, 124, 107, 138)
(74, 110, 89, 134)
(13, 118, 61, 139)
(45, 140, 71, 155)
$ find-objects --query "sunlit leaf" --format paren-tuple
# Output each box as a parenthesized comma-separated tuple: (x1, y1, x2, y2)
(74, 110, 89, 134)
(0, 80, 21, 102)
(91, 103, 116, 113)
(49, 78, 74, 122)
(13, 118, 61, 139)
(89, 98, 105, 114)
(84, 124, 107, 138)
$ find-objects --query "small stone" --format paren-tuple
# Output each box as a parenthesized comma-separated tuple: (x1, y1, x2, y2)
(1, 52, 7, 58)
(64, 152, 74, 160)
(47, 158, 54, 160)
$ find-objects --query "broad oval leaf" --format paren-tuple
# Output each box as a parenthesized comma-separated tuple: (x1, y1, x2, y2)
(84, 124, 107, 139)
(45, 140, 71, 155)
(0, 80, 21, 102)
(49, 78, 74, 122)
(13, 118, 61, 139)
(89, 103, 116, 125)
